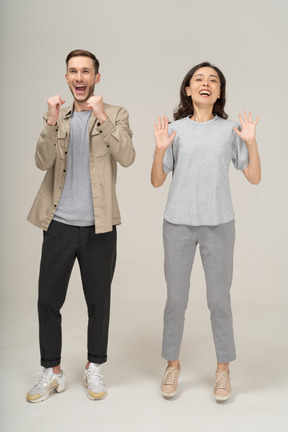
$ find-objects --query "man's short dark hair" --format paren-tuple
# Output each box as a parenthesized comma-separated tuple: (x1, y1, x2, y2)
(66, 49, 100, 74)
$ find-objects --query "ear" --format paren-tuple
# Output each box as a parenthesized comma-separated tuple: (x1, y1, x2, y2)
(95, 73, 101, 84)
(185, 86, 191, 97)
(65, 73, 68, 84)
(217, 88, 221, 99)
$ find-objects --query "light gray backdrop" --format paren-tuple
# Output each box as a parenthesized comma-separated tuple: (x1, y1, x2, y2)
(0, 0, 287, 431)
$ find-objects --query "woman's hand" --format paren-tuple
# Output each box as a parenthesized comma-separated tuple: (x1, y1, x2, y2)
(154, 116, 176, 150)
(233, 111, 259, 144)
(235, 111, 261, 184)
(151, 116, 175, 188)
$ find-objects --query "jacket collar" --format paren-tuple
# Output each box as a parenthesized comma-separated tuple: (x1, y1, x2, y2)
(61, 103, 99, 135)
(62, 104, 74, 119)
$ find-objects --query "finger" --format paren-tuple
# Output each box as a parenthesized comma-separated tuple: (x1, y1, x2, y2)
(87, 98, 95, 106)
(61, 99, 65, 105)
(48, 96, 60, 105)
(162, 115, 166, 129)
(157, 116, 162, 130)
(53, 95, 62, 102)
(233, 127, 241, 137)
(88, 96, 97, 104)
(169, 130, 177, 142)
(238, 113, 244, 125)
(48, 94, 60, 100)
(166, 117, 169, 130)
(55, 97, 63, 107)
(154, 122, 158, 132)
(243, 110, 248, 122)
(254, 115, 259, 125)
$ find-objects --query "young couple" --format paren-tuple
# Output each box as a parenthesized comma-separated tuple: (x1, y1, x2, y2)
(26, 49, 261, 403)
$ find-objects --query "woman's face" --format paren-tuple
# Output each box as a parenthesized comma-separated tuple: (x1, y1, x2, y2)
(185, 67, 221, 107)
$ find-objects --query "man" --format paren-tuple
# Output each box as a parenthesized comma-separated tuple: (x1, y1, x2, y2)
(26, 49, 135, 402)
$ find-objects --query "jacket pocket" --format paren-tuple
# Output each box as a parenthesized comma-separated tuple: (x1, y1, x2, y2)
(91, 132, 110, 158)
(57, 130, 67, 160)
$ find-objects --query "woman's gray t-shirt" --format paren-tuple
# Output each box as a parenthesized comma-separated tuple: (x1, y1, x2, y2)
(163, 115, 249, 226)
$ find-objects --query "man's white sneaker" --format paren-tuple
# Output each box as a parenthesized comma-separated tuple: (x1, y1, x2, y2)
(83, 363, 107, 400)
(26, 368, 66, 403)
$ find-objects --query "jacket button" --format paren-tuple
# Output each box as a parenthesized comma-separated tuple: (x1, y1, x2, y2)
(56, 128, 58, 131)
(107, 145, 110, 147)
(65, 151, 67, 154)
(63, 169, 66, 172)
(54, 204, 57, 207)
(99, 130, 102, 133)
(97, 122, 101, 126)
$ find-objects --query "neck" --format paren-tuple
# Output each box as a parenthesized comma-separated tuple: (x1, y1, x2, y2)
(73, 99, 90, 112)
(190, 105, 214, 122)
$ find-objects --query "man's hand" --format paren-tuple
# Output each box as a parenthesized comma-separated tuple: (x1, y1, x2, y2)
(47, 95, 65, 126)
(87, 96, 108, 124)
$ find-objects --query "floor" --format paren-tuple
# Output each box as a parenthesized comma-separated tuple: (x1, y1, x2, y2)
(1, 289, 287, 432)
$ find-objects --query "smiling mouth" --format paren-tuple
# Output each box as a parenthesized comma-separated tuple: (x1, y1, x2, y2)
(74, 84, 87, 94)
(199, 90, 211, 97)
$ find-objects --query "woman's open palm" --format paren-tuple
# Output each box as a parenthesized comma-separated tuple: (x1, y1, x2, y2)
(154, 116, 176, 150)
(234, 111, 258, 143)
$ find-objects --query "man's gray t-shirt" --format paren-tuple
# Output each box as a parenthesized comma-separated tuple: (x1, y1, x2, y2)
(163, 115, 249, 226)
(54, 110, 95, 226)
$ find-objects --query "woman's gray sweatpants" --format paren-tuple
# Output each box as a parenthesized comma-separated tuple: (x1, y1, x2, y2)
(162, 219, 236, 364)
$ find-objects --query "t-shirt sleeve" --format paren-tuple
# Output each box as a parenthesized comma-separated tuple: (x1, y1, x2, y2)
(163, 124, 175, 174)
(231, 125, 249, 171)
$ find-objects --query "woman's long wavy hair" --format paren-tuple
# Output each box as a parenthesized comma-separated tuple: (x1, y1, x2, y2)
(173, 62, 228, 121)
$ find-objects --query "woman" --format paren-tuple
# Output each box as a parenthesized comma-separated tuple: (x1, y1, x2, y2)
(151, 62, 261, 401)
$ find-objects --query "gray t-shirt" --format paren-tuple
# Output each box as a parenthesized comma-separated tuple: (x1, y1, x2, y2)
(163, 115, 249, 226)
(54, 110, 95, 226)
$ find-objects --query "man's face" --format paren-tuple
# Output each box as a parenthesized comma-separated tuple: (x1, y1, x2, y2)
(65, 56, 100, 103)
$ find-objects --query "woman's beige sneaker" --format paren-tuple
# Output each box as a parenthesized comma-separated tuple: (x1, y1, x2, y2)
(214, 369, 231, 401)
(161, 364, 181, 398)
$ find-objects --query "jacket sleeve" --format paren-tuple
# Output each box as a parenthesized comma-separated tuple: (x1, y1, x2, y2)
(35, 115, 58, 170)
(96, 106, 135, 167)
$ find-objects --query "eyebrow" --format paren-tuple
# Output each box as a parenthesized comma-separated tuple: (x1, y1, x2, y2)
(194, 73, 218, 78)
(68, 67, 92, 71)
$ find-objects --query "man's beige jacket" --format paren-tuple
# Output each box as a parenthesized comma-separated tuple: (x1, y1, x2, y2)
(27, 103, 135, 233)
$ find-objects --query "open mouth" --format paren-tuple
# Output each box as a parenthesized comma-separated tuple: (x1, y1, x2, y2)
(199, 90, 211, 97)
(74, 84, 87, 95)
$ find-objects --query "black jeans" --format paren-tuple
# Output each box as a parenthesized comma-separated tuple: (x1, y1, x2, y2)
(38, 220, 117, 367)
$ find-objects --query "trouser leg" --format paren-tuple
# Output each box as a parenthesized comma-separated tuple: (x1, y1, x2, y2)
(199, 220, 236, 363)
(162, 220, 197, 361)
(38, 221, 77, 367)
(77, 226, 117, 365)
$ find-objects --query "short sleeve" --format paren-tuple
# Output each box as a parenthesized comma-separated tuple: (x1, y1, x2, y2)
(231, 126, 249, 171)
(163, 124, 175, 174)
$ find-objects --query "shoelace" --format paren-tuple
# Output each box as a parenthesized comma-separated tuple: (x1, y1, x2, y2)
(163, 367, 178, 386)
(215, 370, 229, 390)
(84, 370, 104, 385)
(34, 372, 54, 389)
